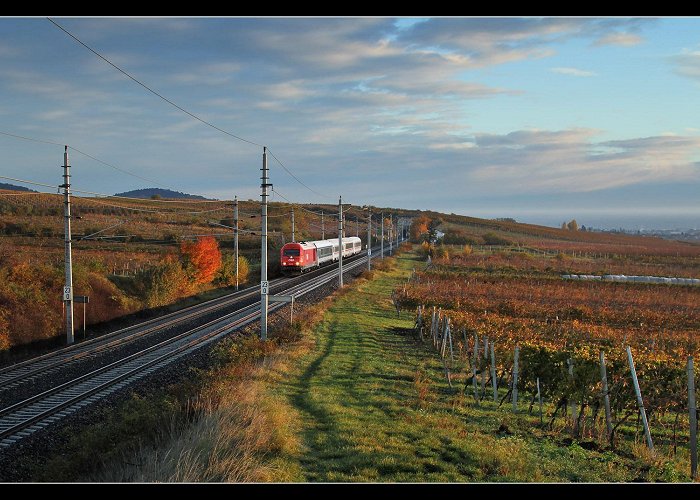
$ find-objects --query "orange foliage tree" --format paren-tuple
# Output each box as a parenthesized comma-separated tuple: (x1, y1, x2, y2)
(180, 236, 222, 285)
(409, 215, 430, 242)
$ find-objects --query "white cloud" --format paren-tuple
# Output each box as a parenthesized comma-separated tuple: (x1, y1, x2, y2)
(468, 130, 700, 194)
(593, 32, 644, 47)
(673, 48, 700, 81)
(550, 67, 597, 77)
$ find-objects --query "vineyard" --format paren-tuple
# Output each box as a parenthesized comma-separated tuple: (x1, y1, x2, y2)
(395, 241, 700, 474)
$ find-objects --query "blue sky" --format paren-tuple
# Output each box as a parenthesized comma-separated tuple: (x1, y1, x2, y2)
(1, 16, 699, 229)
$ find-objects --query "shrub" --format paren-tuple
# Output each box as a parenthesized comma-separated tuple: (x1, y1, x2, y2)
(216, 255, 250, 287)
(133, 257, 192, 308)
(483, 232, 512, 246)
(433, 246, 449, 260)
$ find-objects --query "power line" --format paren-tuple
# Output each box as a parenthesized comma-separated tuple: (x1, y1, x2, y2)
(0, 130, 63, 147)
(266, 148, 334, 200)
(47, 17, 264, 149)
(0, 128, 215, 197)
(67, 146, 175, 190)
(0, 175, 59, 191)
(71, 195, 227, 215)
(47, 18, 333, 201)
(271, 187, 333, 217)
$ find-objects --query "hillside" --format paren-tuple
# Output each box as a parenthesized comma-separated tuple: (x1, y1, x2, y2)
(0, 183, 37, 192)
(114, 188, 210, 200)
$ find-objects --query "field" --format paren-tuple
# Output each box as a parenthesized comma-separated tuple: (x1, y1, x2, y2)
(394, 220, 700, 468)
(13, 241, 700, 482)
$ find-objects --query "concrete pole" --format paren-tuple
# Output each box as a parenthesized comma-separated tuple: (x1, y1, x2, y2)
(62, 146, 74, 345)
(626, 346, 653, 451)
(338, 196, 343, 288)
(389, 214, 393, 256)
(234, 195, 239, 291)
(512, 345, 520, 412)
(260, 148, 269, 340)
(321, 210, 325, 240)
(291, 207, 295, 242)
(367, 208, 372, 271)
(599, 351, 613, 440)
(688, 356, 697, 479)
(381, 212, 384, 259)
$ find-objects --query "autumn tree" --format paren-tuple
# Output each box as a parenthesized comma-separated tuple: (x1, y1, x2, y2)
(409, 215, 431, 242)
(180, 236, 222, 285)
(562, 219, 579, 231)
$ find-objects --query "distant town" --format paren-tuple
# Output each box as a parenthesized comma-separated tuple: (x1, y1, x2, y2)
(602, 227, 700, 243)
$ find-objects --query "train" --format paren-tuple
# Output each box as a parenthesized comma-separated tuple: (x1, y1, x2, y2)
(280, 237, 363, 274)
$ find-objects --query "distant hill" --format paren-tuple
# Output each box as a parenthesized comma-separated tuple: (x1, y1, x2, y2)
(0, 183, 37, 192)
(114, 188, 211, 200)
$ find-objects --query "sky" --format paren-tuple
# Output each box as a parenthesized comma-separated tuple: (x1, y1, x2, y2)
(0, 16, 699, 230)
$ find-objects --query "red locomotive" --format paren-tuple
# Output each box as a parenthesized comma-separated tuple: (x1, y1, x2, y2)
(280, 237, 362, 273)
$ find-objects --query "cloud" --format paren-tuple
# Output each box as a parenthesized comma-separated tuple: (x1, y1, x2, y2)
(673, 49, 700, 81)
(467, 130, 700, 194)
(396, 17, 652, 66)
(550, 67, 597, 77)
(593, 32, 644, 47)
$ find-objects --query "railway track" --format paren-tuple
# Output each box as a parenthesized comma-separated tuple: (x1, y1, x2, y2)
(0, 246, 390, 449)
(0, 274, 293, 397)
(0, 247, 373, 397)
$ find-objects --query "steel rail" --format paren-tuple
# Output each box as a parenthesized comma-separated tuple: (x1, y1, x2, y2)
(0, 262, 344, 394)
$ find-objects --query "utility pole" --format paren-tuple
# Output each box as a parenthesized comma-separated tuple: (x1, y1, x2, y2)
(355, 216, 358, 237)
(234, 195, 239, 291)
(338, 196, 343, 288)
(366, 207, 372, 271)
(291, 207, 295, 242)
(260, 147, 270, 341)
(389, 214, 393, 256)
(321, 210, 325, 240)
(61, 146, 74, 345)
(381, 211, 384, 259)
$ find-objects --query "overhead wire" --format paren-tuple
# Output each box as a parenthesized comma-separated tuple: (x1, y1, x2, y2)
(266, 148, 334, 201)
(0, 175, 59, 191)
(271, 187, 336, 217)
(0, 130, 63, 147)
(47, 18, 336, 201)
(1, 129, 223, 199)
(72, 194, 230, 215)
(47, 17, 264, 150)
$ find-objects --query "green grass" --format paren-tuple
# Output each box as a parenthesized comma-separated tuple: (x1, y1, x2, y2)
(265, 251, 692, 482)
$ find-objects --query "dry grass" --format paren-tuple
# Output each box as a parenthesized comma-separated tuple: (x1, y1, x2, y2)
(88, 280, 343, 482)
